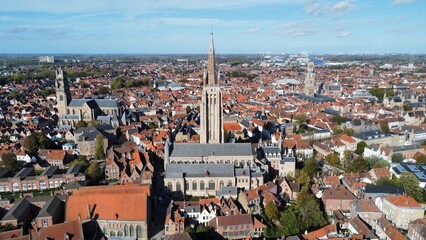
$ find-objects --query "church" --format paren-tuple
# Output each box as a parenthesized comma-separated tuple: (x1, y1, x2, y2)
(164, 33, 266, 198)
(55, 68, 123, 127)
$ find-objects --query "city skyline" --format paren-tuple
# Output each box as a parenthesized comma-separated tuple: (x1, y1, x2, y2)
(0, 0, 425, 54)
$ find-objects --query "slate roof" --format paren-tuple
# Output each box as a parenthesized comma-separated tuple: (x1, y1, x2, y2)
(364, 185, 405, 195)
(40, 166, 59, 177)
(36, 196, 63, 218)
(170, 143, 254, 158)
(1, 198, 31, 221)
(354, 130, 392, 141)
(165, 164, 235, 178)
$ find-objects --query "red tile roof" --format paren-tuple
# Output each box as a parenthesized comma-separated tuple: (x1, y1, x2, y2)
(66, 184, 150, 221)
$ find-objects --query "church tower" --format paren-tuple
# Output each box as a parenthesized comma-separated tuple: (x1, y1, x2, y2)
(304, 61, 315, 96)
(55, 68, 71, 117)
(200, 33, 224, 143)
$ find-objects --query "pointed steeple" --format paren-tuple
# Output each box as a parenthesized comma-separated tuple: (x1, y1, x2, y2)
(206, 32, 217, 86)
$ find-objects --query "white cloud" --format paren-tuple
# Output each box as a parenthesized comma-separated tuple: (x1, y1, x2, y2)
(273, 20, 316, 37)
(331, 0, 355, 16)
(337, 31, 351, 37)
(304, 0, 355, 17)
(245, 27, 261, 34)
(392, 0, 416, 5)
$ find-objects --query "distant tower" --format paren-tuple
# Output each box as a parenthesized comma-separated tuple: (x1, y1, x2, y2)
(200, 33, 224, 144)
(55, 68, 71, 117)
(304, 61, 315, 96)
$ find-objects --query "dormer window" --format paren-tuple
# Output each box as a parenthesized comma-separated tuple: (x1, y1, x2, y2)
(205, 171, 210, 177)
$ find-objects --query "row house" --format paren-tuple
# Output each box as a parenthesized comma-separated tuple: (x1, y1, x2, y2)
(0, 165, 85, 193)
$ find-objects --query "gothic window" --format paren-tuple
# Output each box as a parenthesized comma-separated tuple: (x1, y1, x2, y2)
(208, 180, 215, 190)
(136, 225, 142, 238)
(110, 231, 115, 237)
(117, 231, 123, 237)
(103, 226, 107, 234)
(129, 225, 134, 237)
(220, 180, 224, 189)
(176, 182, 181, 191)
(228, 180, 233, 186)
(167, 182, 173, 191)
(124, 225, 128, 236)
(200, 181, 205, 190)
(192, 181, 197, 191)
(185, 180, 189, 191)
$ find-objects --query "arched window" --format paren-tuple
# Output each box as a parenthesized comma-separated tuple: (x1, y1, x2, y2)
(234, 160, 238, 166)
(117, 231, 123, 237)
(129, 225, 134, 237)
(209, 180, 215, 190)
(12, 182, 19, 192)
(200, 181, 205, 190)
(32, 183, 37, 189)
(185, 180, 189, 191)
(136, 225, 142, 238)
(124, 224, 128, 236)
(22, 183, 27, 191)
(192, 181, 197, 191)
(110, 231, 116, 237)
(176, 182, 181, 191)
(102, 226, 107, 234)
(220, 180, 224, 189)
(240, 160, 245, 167)
(228, 180, 233, 186)
(167, 182, 173, 191)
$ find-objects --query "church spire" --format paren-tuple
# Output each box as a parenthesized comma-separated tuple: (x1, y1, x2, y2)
(206, 32, 217, 86)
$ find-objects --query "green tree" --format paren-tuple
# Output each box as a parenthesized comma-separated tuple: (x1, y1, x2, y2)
(403, 105, 412, 111)
(350, 156, 369, 172)
(265, 201, 280, 222)
(279, 208, 301, 236)
(369, 88, 394, 101)
(1, 153, 19, 172)
(417, 155, 426, 164)
(296, 194, 327, 230)
(391, 153, 404, 163)
(326, 153, 340, 166)
(76, 121, 88, 129)
(355, 141, 367, 155)
(69, 155, 89, 167)
(94, 134, 105, 160)
(302, 158, 319, 177)
(376, 177, 397, 186)
(396, 172, 424, 202)
(184, 226, 194, 234)
(331, 115, 346, 125)
(380, 121, 390, 133)
(343, 127, 354, 136)
(23, 132, 53, 153)
(196, 224, 208, 233)
(366, 156, 390, 168)
(294, 114, 307, 123)
(86, 162, 102, 181)
(332, 125, 343, 135)
(343, 150, 353, 169)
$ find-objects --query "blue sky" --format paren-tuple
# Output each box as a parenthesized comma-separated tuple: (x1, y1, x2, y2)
(0, 0, 425, 54)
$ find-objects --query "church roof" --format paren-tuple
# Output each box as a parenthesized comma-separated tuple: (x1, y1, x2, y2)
(68, 98, 118, 108)
(170, 143, 253, 158)
(165, 163, 235, 178)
